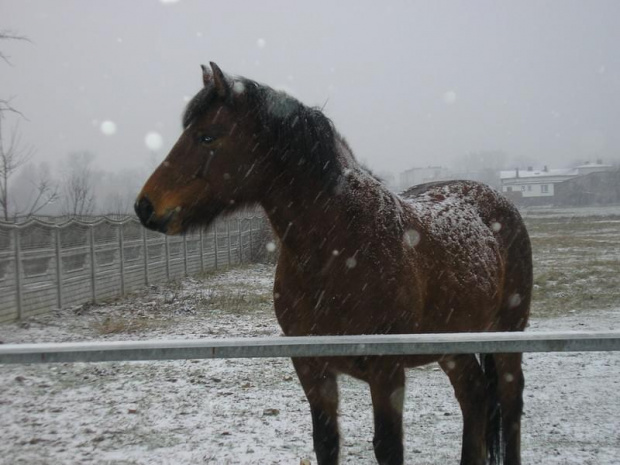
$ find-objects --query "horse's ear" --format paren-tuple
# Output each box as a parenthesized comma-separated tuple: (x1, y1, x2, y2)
(200, 64, 211, 87)
(210, 61, 230, 98)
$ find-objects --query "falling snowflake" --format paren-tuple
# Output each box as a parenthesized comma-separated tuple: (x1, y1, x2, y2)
(442, 90, 457, 105)
(508, 293, 522, 309)
(257, 38, 266, 49)
(266, 242, 277, 253)
(403, 229, 421, 247)
(145, 132, 163, 151)
(232, 81, 246, 95)
(100, 120, 117, 136)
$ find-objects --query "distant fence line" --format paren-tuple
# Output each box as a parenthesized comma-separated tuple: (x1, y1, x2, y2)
(0, 214, 270, 324)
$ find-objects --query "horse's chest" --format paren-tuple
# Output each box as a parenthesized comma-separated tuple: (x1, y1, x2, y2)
(274, 262, 418, 336)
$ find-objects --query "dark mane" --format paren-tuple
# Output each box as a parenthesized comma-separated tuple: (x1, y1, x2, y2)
(183, 77, 346, 190)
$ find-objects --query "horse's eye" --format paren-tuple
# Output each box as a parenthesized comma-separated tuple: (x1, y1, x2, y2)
(200, 135, 215, 144)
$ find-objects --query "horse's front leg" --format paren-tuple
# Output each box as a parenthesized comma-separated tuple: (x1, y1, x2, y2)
(293, 357, 340, 465)
(369, 361, 406, 465)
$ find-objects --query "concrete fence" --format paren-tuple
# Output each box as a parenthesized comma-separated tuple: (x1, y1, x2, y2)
(0, 215, 269, 323)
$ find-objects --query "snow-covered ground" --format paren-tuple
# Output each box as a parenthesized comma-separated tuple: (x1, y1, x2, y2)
(1, 264, 619, 464)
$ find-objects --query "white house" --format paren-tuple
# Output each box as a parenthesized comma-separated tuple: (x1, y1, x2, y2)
(500, 163, 614, 201)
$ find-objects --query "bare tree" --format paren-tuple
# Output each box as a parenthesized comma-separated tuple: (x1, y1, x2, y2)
(1, 30, 30, 112)
(101, 169, 144, 217)
(0, 29, 50, 221)
(11, 162, 59, 218)
(61, 151, 97, 217)
(0, 114, 35, 220)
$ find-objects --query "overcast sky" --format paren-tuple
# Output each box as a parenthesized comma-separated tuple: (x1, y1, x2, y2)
(2, 0, 620, 177)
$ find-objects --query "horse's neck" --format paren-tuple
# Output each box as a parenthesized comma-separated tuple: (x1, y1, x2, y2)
(261, 154, 403, 260)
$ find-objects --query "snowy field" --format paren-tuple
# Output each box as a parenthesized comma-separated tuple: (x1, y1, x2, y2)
(1, 206, 620, 464)
(520, 204, 620, 219)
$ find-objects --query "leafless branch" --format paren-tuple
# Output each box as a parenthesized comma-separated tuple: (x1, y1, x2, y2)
(0, 30, 32, 65)
(26, 172, 59, 218)
(0, 97, 26, 119)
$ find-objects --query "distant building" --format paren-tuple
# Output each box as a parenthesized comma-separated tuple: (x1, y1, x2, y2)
(555, 169, 620, 206)
(500, 162, 614, 205)
(399, 166, 449, 191)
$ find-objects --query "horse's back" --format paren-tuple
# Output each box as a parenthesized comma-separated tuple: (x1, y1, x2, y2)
(401, 180, 532, 332)
(402, 180, 527, 250)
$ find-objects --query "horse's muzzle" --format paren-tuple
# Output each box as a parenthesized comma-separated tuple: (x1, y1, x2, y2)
(135, 195, 173, 233)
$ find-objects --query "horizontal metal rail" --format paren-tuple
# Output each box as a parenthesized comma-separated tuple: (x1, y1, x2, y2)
(1, 331, 620, 365)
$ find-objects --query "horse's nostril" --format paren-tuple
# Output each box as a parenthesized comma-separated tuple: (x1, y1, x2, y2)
(135, 196, 155, 223)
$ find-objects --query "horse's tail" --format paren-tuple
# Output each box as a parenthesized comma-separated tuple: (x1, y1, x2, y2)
(481, 353, 502, 465)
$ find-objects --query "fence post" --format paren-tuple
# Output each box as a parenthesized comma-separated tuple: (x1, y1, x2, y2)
(248, 217, 253, 262)
(118, 223, 125, 296)
(213, 223, 218, 270)
(238, 218, 243, 264)
(13, 228, 23, 320)
(55, 227, 63, 309)
(142, 226, 149, 286)
(164, 235, 170, 280)
(183, 234, 188, 276)
(89, 225, 97, 304)
(226, 219, 231, 266)
(199, 229, 204, 273)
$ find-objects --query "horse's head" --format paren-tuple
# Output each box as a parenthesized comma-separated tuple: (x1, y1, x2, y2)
(136, 62, 342, 235)
(135, 62, 269, 234)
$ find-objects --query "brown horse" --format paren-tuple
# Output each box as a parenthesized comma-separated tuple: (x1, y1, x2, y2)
(135, 62, 532, 465)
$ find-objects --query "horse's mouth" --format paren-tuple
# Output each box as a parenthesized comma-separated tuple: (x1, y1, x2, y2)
(135, 196, 181, 235)
(143, 210, 177, 234)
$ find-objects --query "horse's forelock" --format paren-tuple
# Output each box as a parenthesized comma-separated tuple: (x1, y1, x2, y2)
(182, 85, 217, 129)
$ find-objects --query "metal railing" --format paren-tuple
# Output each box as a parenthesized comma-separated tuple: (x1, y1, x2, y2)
(2, 331, 619, 365)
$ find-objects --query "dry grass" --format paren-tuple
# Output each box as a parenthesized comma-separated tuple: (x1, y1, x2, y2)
(89, 264, 275, 336)
(525, 214, 620, 318)
(193, 283, 273, 315)
(92, 316, 166, 335)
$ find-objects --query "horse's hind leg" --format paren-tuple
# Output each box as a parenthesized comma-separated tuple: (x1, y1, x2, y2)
(369, 362, 405, 465)
(493, 353, 525, 465)
(440, 355, 489, 465)
(292, 357, 340, 465)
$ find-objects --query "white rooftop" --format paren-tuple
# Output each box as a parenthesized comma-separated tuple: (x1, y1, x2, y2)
(500, 168, 577, 180)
